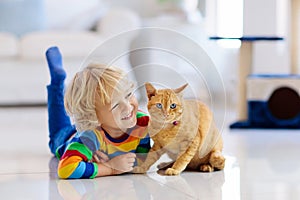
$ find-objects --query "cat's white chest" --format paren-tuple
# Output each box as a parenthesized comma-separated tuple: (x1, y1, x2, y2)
(166, 144, 181, 154)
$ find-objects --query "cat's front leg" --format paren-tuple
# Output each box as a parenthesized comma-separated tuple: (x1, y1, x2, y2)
(165, 136, 201, 175)
(133, 143, 164, 174)
(157, 161, 174, 170)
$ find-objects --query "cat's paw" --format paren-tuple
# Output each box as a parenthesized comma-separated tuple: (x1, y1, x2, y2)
(132, 166, 147, 174)
(199, 164, 213, 172)
(210, 152, 225, 170)
(165, 168, 181, 175)
(157, 161, 174, 170)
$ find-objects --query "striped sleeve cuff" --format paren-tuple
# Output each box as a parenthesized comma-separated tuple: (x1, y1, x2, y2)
(81, 162, 98, 179)
(90, 163, 98, 179)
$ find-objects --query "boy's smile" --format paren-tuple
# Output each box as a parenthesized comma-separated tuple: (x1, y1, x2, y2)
(121, 108, 134, 120)
(95, 87, 138, 138)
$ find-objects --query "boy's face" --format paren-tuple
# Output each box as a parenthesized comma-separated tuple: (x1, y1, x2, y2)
(95, 86, 138, 134)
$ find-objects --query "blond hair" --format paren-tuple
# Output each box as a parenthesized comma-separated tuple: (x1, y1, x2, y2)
(64, 63, 128, 131)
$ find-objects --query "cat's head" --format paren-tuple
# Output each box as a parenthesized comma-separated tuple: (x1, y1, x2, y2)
(145, 82, 188, 125)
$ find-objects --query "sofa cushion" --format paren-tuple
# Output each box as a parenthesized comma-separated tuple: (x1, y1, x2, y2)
(0, 32, 19, 58)
(19, 31, 104, 60)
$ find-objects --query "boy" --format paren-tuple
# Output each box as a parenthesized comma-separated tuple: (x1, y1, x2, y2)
(46, 47, 150, 179)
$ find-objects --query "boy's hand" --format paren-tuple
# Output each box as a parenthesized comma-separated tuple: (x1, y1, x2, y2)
(92, 151, 109, 163)
(106, 153, 136, 175)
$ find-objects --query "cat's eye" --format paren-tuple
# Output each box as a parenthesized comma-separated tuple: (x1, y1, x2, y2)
(156, 103, 162, 109)
(170, 103, 176, 109)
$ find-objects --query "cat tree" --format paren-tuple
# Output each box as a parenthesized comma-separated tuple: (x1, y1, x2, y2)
(210, 0, 300, 129)
(235, 74, 300, 128)
(210, 35, 300, 129)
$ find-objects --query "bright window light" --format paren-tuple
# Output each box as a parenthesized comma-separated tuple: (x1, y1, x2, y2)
(216, 0, 243, 48)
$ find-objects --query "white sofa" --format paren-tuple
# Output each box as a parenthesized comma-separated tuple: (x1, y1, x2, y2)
(0, 8, 141, 105)
(0, 7, 238, 111)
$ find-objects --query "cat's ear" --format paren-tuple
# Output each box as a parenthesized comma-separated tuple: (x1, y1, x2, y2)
(145, 82, 156, 100)
(174, 83, 188, 94)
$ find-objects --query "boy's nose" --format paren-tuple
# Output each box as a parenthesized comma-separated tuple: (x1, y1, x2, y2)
(121, 100, 132, 111)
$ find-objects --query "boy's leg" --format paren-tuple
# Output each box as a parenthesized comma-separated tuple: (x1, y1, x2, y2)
(46, 47, 76, 154)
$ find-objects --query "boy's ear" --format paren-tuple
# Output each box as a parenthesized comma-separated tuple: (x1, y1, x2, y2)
(174, 83, 188, 94)
(145, 82, 156, 100)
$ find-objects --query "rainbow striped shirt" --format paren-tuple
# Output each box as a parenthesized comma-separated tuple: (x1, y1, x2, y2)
(55, 111, 150, 179)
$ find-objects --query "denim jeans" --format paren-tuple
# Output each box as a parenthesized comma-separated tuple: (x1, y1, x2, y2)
(47, 84, 76, 154)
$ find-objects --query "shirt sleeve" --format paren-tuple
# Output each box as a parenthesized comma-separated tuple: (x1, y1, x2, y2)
(57, 130, 100, 179)
(135, 110, 151, 159)
(135, 133, 151, 164)
(136, 135, 151, 154)
(136, 110, 150, 127)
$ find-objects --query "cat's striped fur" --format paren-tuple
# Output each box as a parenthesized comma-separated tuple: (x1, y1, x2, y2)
(133, 83, 225, 175)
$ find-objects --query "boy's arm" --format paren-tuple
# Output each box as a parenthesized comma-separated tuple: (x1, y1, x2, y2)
(57, 142, 136, 178)
(57, 142, 98, 179)
(57, 130, 101, 179)
(96, 163, 114, 176)
(58, 153, 118, 179)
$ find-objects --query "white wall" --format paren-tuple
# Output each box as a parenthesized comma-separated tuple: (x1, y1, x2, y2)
(205, 0, 292, 74)
(243, 0, 291, 74)
(45, 0, 104, 30)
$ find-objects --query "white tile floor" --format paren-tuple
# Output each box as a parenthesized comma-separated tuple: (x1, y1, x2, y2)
(0, 107, 300, 200)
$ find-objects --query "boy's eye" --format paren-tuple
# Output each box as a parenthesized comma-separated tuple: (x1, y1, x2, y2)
(111, 103, 119, 110)
(170, 103, 176, 109)
(156, 103, 162, 109)
(126, 92, 132, 98)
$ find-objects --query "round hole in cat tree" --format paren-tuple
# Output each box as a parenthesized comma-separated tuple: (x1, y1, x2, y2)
(267, 87, 300, 120)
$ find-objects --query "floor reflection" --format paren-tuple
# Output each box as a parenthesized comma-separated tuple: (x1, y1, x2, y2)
(148, 170, 225, 199)
(48, 156, 239, 200)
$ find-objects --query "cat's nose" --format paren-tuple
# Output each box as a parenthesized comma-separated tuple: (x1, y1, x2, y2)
(163, 112, 169, 117)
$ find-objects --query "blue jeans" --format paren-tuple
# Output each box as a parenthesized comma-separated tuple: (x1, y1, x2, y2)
(47, 84, 76, 154)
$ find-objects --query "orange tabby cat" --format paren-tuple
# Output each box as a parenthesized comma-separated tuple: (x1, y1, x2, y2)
(133, 83, 225, 175)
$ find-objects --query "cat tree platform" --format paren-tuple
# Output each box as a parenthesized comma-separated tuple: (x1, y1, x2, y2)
(230, 74, 300, 129)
